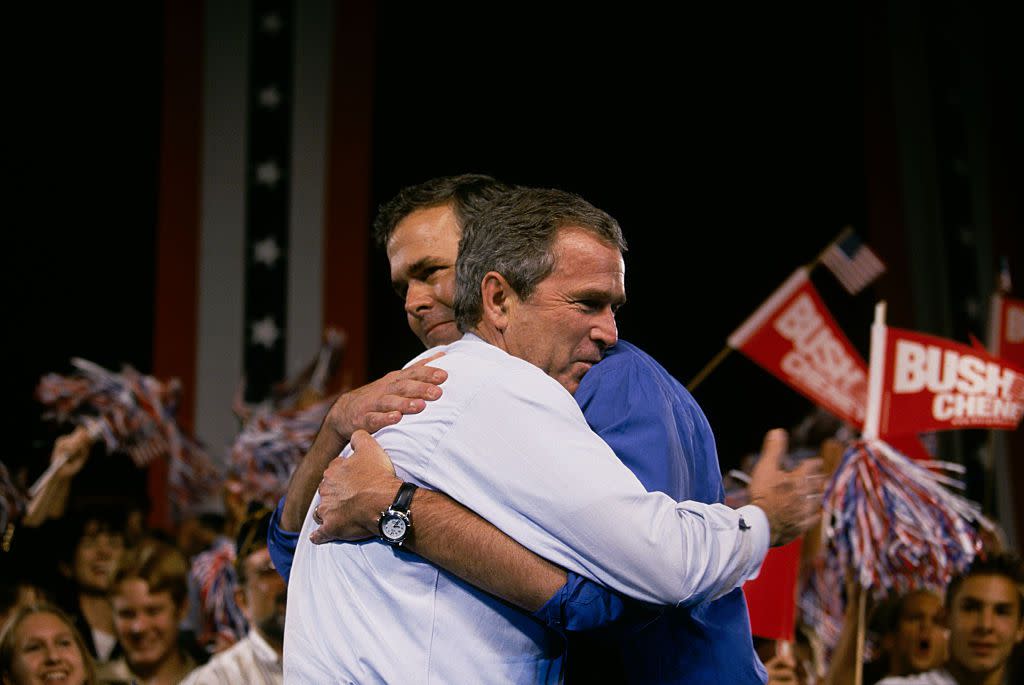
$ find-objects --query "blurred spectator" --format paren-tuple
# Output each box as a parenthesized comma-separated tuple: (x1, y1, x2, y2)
(103, 540, 200, 685)
(181, 506, 283, 684)
(877, 553, 1024, 685)
(0, 574, 46, 633)
(50, 508, 128, 665)
(0, 602, 97, 685)
(826, 587, 946, 685)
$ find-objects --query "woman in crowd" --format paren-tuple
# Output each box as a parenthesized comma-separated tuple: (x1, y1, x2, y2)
(0, 603, 97, 685)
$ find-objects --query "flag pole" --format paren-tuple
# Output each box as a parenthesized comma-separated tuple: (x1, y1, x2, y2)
(688, 226, 852, 393)
(806, 225, 853, 271)
(863, 301, 887, 440)
(854, 588, 868, 685)
(688, 228, 856, 393)
(686, 345, 732, 392)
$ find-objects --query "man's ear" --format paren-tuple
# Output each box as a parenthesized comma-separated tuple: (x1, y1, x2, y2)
(480, 272, 515, 331)
(234, 587, 250, 623)
(176, 596, 191, 624)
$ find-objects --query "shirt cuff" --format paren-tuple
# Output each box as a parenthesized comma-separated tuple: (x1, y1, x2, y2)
(735, 503, 770, 580)
(268, 497, 300, 584)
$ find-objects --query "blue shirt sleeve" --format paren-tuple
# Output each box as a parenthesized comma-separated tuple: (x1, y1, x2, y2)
(268, 496, 300, 583)
(532, 571, 627, 632)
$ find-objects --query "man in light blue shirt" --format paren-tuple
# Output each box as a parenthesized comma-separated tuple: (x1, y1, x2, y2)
(281, 186, 824, 683)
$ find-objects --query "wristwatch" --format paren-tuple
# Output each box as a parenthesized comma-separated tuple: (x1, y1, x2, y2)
(378, 482, 418, 546)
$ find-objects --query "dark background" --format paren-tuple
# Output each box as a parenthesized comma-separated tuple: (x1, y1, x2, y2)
(10, 2, 1021, 489)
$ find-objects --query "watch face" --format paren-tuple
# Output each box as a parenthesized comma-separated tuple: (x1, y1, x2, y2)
(381, 516, 407, 541)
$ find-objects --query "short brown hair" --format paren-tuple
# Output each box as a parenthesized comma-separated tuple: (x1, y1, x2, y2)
(113, 539, 190, 608)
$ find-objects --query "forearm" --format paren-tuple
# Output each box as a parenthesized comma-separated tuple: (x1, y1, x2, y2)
(407, 489, 567, 612)
(281, 426, 348, 532)
(340, 479, 567, 612)
(823, 596, 862, 685)
(22, 475, 72, 527)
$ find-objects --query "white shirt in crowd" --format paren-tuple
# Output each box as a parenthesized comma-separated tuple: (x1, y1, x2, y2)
(180, 629, 282, 685)
(877, 669, 957, 685)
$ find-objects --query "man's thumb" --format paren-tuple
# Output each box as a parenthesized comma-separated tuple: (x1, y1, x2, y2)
(757, 428, 788, 471)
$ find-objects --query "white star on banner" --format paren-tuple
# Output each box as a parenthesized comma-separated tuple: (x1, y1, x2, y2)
(253, 237, 282, 267)
(256, 161, 281, 187)
(251, 316, 280, 349)
(259, 85, 281, 109)
(261, 12, 283, 34)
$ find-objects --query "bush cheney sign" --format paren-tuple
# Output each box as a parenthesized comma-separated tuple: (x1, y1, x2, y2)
(878, 327, 1024, 435)
(728, 268, 868, 427)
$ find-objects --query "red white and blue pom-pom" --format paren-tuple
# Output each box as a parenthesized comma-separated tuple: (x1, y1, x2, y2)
(189, 537, 247, 652)
(35, 357, 221, 510)
(803, 438, 985, 652)
(228, 396, 334, 507)
(1, 461, 28, 542)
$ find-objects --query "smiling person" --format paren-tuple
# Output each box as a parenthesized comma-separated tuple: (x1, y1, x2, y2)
(51, 510, 126, 668)
(877, 553, 1024, 685)
(104, 542, 196, 685)
(0, 603, 97, 685)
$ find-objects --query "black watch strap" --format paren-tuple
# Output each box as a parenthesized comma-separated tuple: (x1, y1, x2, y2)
(391, 482, 418, 514)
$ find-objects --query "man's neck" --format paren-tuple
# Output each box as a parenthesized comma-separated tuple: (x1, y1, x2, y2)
(78, 592, 114, 634)
(467, 325, 503, 350)
(947, 660, 1005, 685)
(132, 650, 186, 685)
(254, 627, 284, 659)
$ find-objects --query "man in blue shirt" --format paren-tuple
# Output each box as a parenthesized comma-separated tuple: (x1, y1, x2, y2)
(558, 339, 765, 682)
(271, 175, 821, 683)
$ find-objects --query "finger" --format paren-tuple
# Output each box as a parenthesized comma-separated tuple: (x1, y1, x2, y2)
(410, 351, 446, 367)
(350, 430, 398, 475)
(388, 379, 444, 402)
(310, 528, 333, 545)
(393, 363, 447, 383)
(798, 511, 823, 532)
(794, 457, 825, 479)
(758, 428, 788, 469)
(363, 411, 404, 433)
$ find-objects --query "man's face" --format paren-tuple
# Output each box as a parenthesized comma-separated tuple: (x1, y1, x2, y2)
(237, 547, 287, 644)
(387, 205, 462, 348)
(111, 579, 183, 673)
(886, 590, 946, 674)
(946, 574, 1024, 677)
(71, 520, 124, 594)
(500, 227, 625, 394)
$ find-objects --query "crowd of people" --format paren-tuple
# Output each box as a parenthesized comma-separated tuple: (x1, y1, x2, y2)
(2, 175, 1020, 684)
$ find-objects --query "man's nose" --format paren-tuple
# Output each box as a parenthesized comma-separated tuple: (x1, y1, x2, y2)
(404, 282, 433, 317)
(977, 607, 995, 631)
(592, 308, 618, 350)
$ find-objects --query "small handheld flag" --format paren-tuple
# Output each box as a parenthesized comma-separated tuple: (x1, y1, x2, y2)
(820, 229, 886, 295)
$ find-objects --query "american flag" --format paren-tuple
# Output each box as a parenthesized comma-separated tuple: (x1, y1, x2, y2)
(820, 230, 886, 295)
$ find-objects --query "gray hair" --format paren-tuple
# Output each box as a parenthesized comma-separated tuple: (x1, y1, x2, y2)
(454, 187, 627, 330)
